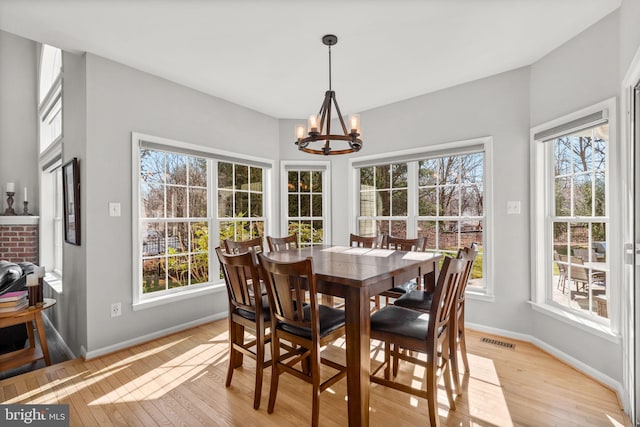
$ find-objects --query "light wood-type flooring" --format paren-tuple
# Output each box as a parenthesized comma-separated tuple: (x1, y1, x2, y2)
(0, 319, 631, 426)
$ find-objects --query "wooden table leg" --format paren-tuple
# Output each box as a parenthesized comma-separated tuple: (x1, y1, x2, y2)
(34, 312, 51, 366)
(344, 286, 370, 426)
(26, 320, 35, 348)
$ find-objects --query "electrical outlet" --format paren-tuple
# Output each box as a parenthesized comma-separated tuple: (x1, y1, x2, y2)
(111, 302, 122, 317)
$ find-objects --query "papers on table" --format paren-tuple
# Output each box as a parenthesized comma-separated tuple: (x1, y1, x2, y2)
(402, 252, 437, 261)
(342, 247, 372, 255)
(364, 249, 395, 257)
(321, 246, 350, 252)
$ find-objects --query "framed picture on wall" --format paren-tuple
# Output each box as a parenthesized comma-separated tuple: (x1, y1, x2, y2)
(63, 157, 81, 245)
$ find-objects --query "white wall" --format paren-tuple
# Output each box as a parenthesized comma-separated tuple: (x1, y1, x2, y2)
(0, 30, 38, 214)
(620, 0, 640, 76)
(529, 11, 622, 381)
(82, 54, 279, 353)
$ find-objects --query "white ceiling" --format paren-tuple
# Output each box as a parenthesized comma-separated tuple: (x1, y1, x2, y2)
(0, 0, 621, 119)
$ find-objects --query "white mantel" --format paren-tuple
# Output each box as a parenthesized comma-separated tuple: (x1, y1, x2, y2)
(0, 216, 39, 225)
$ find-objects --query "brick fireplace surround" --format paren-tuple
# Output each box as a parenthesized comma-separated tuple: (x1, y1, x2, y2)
(0, 216, 39, 264)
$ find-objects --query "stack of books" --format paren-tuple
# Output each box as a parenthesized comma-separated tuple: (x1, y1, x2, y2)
(0, 290, 28, 313)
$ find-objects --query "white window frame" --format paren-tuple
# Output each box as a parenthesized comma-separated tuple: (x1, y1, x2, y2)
(280, 160, 332, 246)
(131, 132, 274, 310)
(349, 136, 494, 300)
(38, 44, 63, 291)
(530, 97, 620, 340)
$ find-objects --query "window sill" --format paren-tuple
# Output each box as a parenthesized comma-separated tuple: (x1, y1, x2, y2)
(528, 301, 620, 344)
(44, 272, 63, 294)
(466, 290, 495, 303)
(132, 282, 226, 311)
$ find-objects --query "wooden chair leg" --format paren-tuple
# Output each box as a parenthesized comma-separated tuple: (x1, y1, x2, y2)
(311, 348, 322, 427)
(426, 361, 440, 427)
(268, 334, 281, 414)
(384, 342, 391, 380)
(226, 320, 238, 387)
(253, 327, 265, 409)
(442, 358, 456, 410)
(459, 326, 470, 374)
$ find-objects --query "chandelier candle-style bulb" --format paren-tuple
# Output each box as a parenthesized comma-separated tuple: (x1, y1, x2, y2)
(349, 114, 361, 134)
(308, 115, 319, 133)
(295, 125, 306, 141)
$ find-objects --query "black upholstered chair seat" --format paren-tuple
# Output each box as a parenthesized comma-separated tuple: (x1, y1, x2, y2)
(370, 305, 439, 342)
(387, 280, 418, 294)
(393, 289, 434, 311)
(237, 295, 271, 321)
(280, 305, 345, 339)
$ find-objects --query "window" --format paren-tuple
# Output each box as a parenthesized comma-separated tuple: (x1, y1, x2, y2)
(531, 98, 615, 328)
(133, 133, 272, 306)
(38, 44, 63, 284)
(352, 137, 491, 294)
(282, 162, 331, 247)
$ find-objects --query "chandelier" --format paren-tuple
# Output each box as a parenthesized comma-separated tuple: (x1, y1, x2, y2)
(295, 34, 362, 155)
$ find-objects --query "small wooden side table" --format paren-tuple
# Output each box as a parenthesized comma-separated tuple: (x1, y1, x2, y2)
(0, 298, 56, 372)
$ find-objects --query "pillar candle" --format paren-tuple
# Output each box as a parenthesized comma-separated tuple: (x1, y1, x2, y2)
(6, 182, 15, 192)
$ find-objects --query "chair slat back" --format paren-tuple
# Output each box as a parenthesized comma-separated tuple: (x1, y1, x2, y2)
(455, 246, 479, 305)
(429, 257, 465, 343)
(349, 233, 382, 248)
(224, 236, 264, 255)
(259, 253, 318, 333)
(384, 236, 427, 252)
(267, 234, 299, 252)
(567, 255, 590, 282)
(215, 247, 263, 314)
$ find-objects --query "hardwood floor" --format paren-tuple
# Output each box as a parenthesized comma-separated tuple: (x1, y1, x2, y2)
(0, 319, 631, 426)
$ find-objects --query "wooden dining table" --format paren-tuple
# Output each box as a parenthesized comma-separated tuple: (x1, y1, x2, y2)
(264, 245, 442, 426)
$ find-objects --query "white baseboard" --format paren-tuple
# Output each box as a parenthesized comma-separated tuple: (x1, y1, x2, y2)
(83, 311, 227, 360)
(467, 322, 626, 411)
(41, 312, 76, 361)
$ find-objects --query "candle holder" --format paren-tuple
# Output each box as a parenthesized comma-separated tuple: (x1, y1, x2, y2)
(23, 201, 29, 215)
(3, 192, 16, 216)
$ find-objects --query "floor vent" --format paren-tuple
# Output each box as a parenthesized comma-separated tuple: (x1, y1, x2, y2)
(480, 337, 515, 349)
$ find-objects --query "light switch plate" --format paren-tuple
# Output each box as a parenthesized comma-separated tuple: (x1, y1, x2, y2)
(507, 201, 521, 215)
(109, 202, 121, 217)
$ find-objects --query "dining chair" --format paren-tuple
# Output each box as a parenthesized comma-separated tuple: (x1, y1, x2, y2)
(223, 236, 265, 255)
(553, 250, 567, 292)
(258, 252, 347, 427)
(561, 254, 605, 293)
(349, 233, 384, 248)
(573, 248, 598, 263)
(215, 247, 272, 410)
(373, 235, 428, 310)
(370, 256, 465, 427)
(266, 233, 299, 252)
(393, 246, 478, 395)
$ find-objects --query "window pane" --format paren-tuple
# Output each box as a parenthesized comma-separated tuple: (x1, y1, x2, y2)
(461, 185, 483, 216)
(250, 221, 265, 239)
(572, 136, 592, 173)
(142, 258, 166, 294)
(218, 190, 233, 217)
(299, 220, 312, 245)
(189, 188, 207, 218)
(140, 149, 166, 184)
(444, 157, 459, 184)
(141, 183, 164, 218)
(390, 220, 407, 238)
(418, 188, 437, 216)
(311, 194, 322, 217)
(189, 157, 207, 187)
(190, 253, 209, 285)
(441, 186, 460, 216)
(555, 138, 571, 176)
(358, 219, 376, 236)
(300, 194, 311, 217)
(376, 165, 390, 189)
(554, 177, 571, 216)
(391, 189, 407, 216)
(312, 171, 322, 192)
(377, 190, 390, 216)
(250, 193, 263, 217)
(190, 222, 208, 252)
(289, 194, 299, 217)
(360, 167, 374, 188)
(219, 221, 235, 241)
(574, 174, 592, 216)
(377, 220, 390, 236)
(234, 192, 249, 217)
(167, 186, 187, 218)
(142, 222, 166, 256)
(417, 220, 436, 247)
(438, 221, 459, 252)
(218, 162, 233, 190)
(167, 255, 189, 288)
(419, 160, 439, 186)
(288, 221, 301, 237)
(234, 165, 248, 190)
(312, 220, 324, 245)
(360, 191, 375, 216)
(288, 171, 298, 192)
(391, 163, 407, 188)
(594, 172, 605, 216)
(300, 171, 311, 192)
(166, 153, 187, 185)
(167, 222, 189, 253)
(250, 167, 262, 192)
(460, 153, 483, 183)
